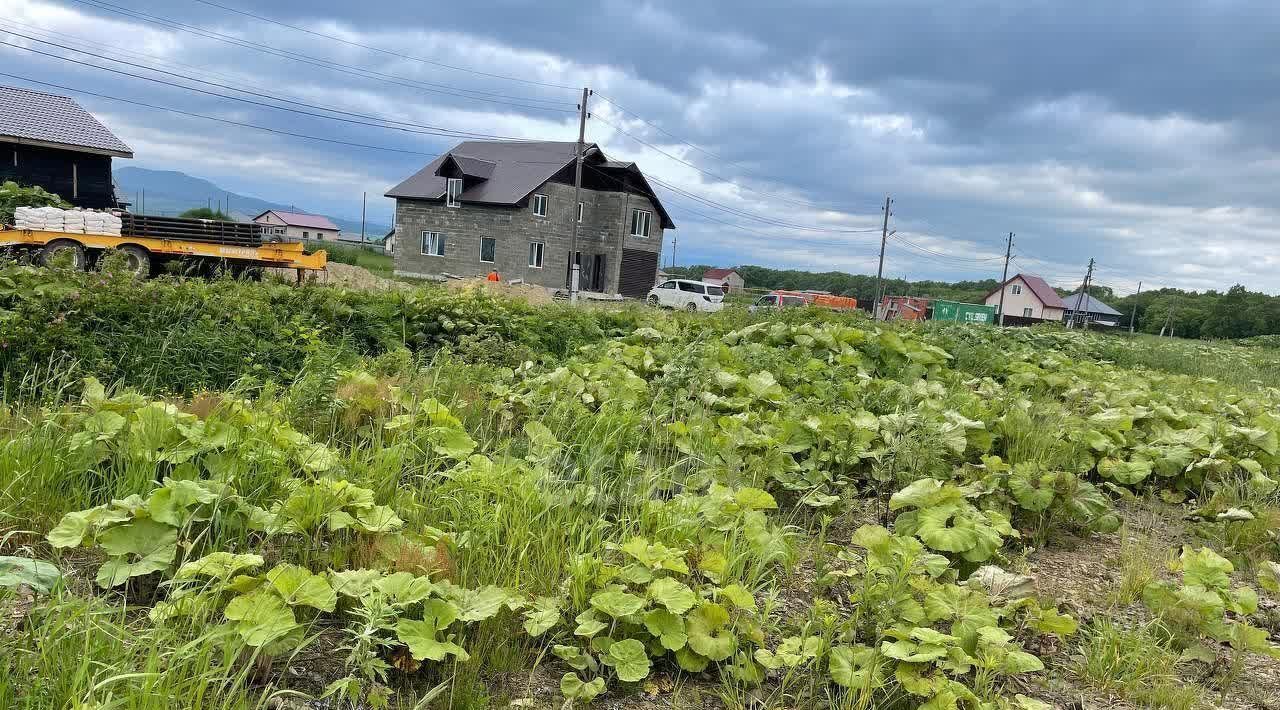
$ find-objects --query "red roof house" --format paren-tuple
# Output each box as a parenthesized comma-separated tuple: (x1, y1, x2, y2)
(982, 273, 1067, 321)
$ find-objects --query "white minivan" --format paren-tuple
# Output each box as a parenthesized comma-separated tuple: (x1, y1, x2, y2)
(646, 279, 725, 312)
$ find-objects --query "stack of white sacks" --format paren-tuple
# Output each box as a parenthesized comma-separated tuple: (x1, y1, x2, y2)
(14, 206, 122, 236)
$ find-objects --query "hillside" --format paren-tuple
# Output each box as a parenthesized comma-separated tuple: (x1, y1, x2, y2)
(113, 167, 390, 240)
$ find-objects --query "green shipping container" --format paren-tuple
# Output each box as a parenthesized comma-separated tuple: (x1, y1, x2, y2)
(931, 299, 996, 324)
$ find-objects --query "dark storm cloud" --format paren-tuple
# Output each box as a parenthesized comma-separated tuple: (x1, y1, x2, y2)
(9, 0, 1280, 291)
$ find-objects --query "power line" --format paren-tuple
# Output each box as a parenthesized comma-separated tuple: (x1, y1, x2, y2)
(593, 91, 884, 215)
(186, 0, 582, 91)
(888, 233, 1006, 263)
(591, 113, 886, 220)
(64, 0, 576, 112)
(0, 72, 438, 156)
(0, 38, 560, 145)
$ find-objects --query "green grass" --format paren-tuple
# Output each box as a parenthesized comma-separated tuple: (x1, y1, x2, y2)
(4, 269, 1280, 709)
(1072, 620, 1204, 710)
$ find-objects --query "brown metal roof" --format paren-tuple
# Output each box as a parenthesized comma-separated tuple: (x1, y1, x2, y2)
(984, 273, 1067, 309)
(386, 140, 674, 228)
(0, 84, 133, 158)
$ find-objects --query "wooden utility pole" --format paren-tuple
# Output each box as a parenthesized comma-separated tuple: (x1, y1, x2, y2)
(874, 196, 893, 319)
(569, 87, 590, 303)
(360, 191, 367, 244)
(1074, 258, 1095, 330)
(997, 232, 1013, 326)
(670, 231, 677, 269)
(1128, 281, 1143, 334)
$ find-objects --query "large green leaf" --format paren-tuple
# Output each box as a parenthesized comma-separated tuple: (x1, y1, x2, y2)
(1181, 547, 1233, 591)
(175, 552, 263, 582)
(590, 590, 646, 618)
(606, 638, 651, 682)
(828, 644, 883, 689)
(0, 556, 61, 593)
(266, 564, 337, 612)
(224, 591, 298, 647)
(560, 673, 605, 702)
(647, 578, 697, 614)
(686, 602, 737, 661)
(395, 618, 468, 662)
(643, 608, 688, 651)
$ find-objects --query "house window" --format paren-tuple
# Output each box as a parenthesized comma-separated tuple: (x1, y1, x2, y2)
(480, 237, 496, 263)
(303, 231, 310, 238)
(421, 231, 445, 256)
(1010, 284, 1022, 295)
(532, 194, 548, 217)
(1022, 307, 1033, 318)
(630, 209, 651, 237)
(528, 241, 544, 268)
(446, 178, 463, 208)
(273, 227, 285, 236)
(577, 202, 584, 223)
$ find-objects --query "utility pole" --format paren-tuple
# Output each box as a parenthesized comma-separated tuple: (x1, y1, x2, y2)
(997, 232, 1014, 326)
(670, 231, 677, 269)
(874, 196, 893, 319)
(1073, 258, 1095, 330)
(361, 191, 367, 244)
(1128, 280, 1143, 334)
(227, 193, 232, 219)
(569, 87, 590, 303)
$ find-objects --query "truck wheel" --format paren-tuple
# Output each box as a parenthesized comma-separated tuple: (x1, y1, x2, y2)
(41, 240, 87, 270)
(109, 245, 151, 278)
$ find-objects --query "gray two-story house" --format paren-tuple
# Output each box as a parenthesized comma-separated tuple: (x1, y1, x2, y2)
(386, 140, 673, 297)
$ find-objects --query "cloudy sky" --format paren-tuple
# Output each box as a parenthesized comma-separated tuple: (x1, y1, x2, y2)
(5, 0, 1280, 294)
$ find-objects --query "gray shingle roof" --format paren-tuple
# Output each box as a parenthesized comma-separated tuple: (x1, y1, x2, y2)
(0, 85, 132, 157)
(1063, 291, 1123, 316)
(386, 140, 673, 228)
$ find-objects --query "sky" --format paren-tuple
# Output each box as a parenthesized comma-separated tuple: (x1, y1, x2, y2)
(5, 0, 1280, 295)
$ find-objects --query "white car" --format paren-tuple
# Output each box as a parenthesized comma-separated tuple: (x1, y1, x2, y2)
(647, 279, 725, 312)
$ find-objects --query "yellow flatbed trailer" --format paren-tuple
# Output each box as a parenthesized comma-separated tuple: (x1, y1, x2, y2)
(0, 227, 327, 274)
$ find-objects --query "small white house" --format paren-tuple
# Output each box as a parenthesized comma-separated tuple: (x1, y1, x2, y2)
(382, 228, 396, 255)
(983, 273, 1067, 321)
(252, 210, 341, 242)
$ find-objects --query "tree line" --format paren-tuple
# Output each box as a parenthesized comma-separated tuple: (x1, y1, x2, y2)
(673, 264, 1279, 340)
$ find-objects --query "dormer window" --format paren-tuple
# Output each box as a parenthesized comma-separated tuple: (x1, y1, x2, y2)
(446, 178, 463, 208)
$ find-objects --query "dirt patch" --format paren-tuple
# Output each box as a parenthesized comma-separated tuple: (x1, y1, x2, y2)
(442, 277, 554, 305)
(320, 263, 408, 291)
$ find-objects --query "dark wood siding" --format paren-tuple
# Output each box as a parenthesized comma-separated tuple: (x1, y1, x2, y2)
(618, 248, 659, 298)
(0, 141, 117, 208)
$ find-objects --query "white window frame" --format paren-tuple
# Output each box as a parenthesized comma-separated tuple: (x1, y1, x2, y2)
(630, 208, 652, 237)
(577, 202, 585, 223)
(528, 241, 545, 269)
(1022, 307, 1033, 318)
(479, 236, 497, 264)
(421, 231, 445, 257)
(532, 194, 548, 217)
(1010, 283, 1022, 295)
(446, 178, 463, 208)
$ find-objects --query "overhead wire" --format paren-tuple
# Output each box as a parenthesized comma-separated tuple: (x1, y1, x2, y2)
(590, 113, 887, 220)
(0, 72, 445, 156)
(64, 0, 577, 113)
(186, 0, 582, 91)
(0, 38, 569, 145)
(593, 92, 885, 215)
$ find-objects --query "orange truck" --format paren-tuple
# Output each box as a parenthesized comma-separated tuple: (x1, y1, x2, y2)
(750, 290, 859, 312)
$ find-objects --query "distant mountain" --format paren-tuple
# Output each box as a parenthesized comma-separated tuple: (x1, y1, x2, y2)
(113, 167, 390, 240)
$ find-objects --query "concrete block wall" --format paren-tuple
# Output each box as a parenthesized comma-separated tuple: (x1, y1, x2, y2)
(393, 179, 663, 294)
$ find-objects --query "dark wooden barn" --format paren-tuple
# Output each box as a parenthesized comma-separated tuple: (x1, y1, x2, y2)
(0, 85, 133, 209)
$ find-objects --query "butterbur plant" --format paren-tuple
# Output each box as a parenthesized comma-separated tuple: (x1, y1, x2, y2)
(889, 479, 1017, 564)
(1142, 546, 1280, 696)
(47, 477, 242, 588)
(555, 536, 765, 703)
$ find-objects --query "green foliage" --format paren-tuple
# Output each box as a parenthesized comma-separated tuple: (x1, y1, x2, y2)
(177, 207, 231, 221)
(0, 180, 71, 225)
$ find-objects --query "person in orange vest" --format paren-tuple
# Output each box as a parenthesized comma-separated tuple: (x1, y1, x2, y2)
(486, 270, 500, 282)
